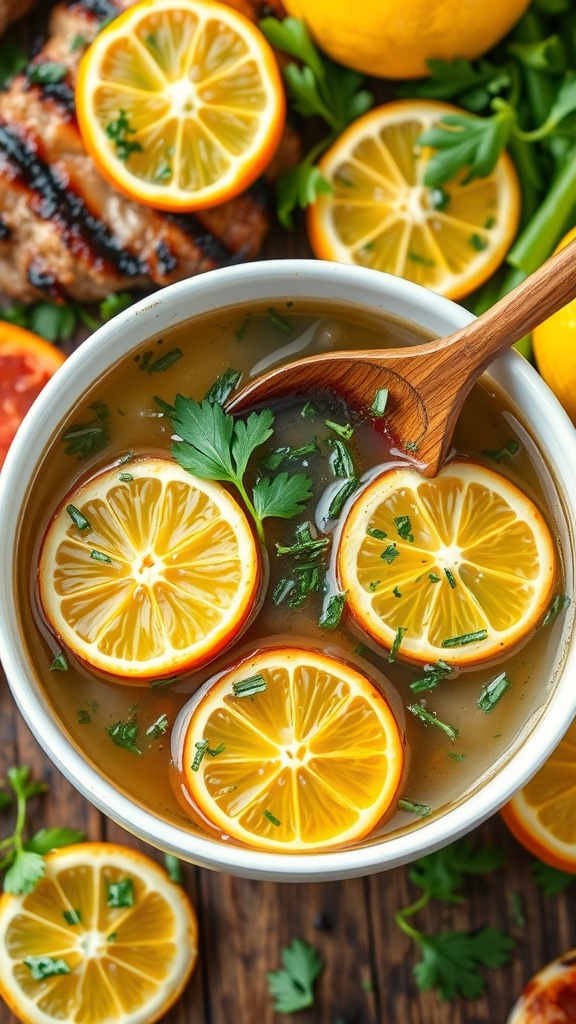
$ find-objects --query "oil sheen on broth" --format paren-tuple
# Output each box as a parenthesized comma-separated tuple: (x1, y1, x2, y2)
(17, 301, 569, 850)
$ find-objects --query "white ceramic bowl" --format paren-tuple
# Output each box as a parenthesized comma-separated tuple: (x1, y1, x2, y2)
(1, 259, 575, 882)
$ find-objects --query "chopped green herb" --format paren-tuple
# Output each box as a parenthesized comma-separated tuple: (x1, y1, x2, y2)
(393, 585, 402, 598)
(398, 799, 432, 817)
(407, 252, 436, 267)
(154, 164, 172, 181)
(191, 740, 208, 772)
(448, 752, 465, 762)
(405, 441, 419, 453)
(262, 441, 319, 469)
(327, 477, 359, 519)
(410, 660, 452, 693)
(119, 472, 133, 482)
(442, 629, 488, 647)
(445, 568, 457, 589)
(319, 592, 347, 630)
(264, 810, 281, 826)
(267, 307, 293, 335)
(368, 580, 380, 591)
(325, 419, 353, 440)
(118, 450, 134, 465)
(24, 955, 71, 980)
(70, 34, 88, 51)
(301, 401, 316, 417)
(484, 216, 496, 229)
(77, 709, 91, 725)
(261, 447, 288, 471)
(204, 368, 242, 405)
(276, 533, 329, 558)
(370, 388, 389, 417)
(272, 577, 295, 605)
(389, 626, 407, 663)
(354, 642, 370, 656)
(394, 515, 414, 542)
(145, 714, 169, 739)
(408, 702, 459, 742)
(232, 674, 267, 697)
(90, 550, 112, 564)
(541, 593, 571, 627)
(429, 573, 441, 583)
(28, 62, 67, 84)
(105, 109, 143, 161)
(235, 315, 250, 340)
(481, 439, 520, 462)
(66, 505, 91, 531)
(138, 347, 183, 374)
(325, 436, 355, 478)
(381, 544, 399, 564)
(509, 891, 526, 927)
(164, 854, 183, 884)
(62, 402, 111, 460)
(149, 675, 179, 689)
(50, 652, 68, 672)
(367, 526, 387, 540)
(107, 932, 118, 942)
(429, 186, 450, 210)
(106, 877, 135, 908)
(477, 671, 510, 713)
(106, 719, 141, 755)
(0, 40, 27, 87)
(63, 909, 82, 926)
(469, 233, 488, 251)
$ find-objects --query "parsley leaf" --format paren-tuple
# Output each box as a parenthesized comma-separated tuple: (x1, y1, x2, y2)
(25, 828, 85, 855)
(107, 719, 141, 755)
(409, 840, 506, 903)
(414, 928, 514, 1000)
(62, 401, 111, 460)
(420, 109, 514, 187)
(267, 938, 324, 1013)
(4, 851, 46, 895)
(253, 472, 312, 521)
(532, 859, 576, 895)
(0, 40, 27, 87)
(28, 61, 68, 84)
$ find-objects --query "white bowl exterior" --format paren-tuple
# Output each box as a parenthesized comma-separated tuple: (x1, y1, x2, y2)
(1, 259, 576, 882)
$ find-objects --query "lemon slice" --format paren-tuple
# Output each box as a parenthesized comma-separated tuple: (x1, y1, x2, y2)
(75, 0, 285, 211)
(0, 843, 197, 1024)
(38, 458, 261, 681)
(307, 99, 520, 300)
(181, 646, 405, 852)
(336, 460, 557, 666)
(501, 718, 576, 873)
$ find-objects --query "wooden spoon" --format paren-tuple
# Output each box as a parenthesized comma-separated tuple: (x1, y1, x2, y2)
(227, 239, 576, 477)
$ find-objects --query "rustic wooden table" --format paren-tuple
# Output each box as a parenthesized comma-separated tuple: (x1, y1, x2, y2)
(2, 5, 576, 1021)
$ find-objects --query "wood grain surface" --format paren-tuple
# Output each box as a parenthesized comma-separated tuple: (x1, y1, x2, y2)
(2, 5, 576, 1022)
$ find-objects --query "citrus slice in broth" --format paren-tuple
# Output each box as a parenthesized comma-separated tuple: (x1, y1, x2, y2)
(38, 458, 261, 681)
(0, 843, 197, 1024)
(501, 719, 576, 872)
(75, 0, 285, 211)
(336, 460, 557, 667)
(306, 99, 520, 300)
(181, 646, 405, 851)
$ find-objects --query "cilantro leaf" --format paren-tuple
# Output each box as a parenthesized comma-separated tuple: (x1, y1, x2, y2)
(253, 472, 312, 521)
(267, 938, 324, 1013)
(409, 839, 506, 903)
(275, 163, 333, 229)
(25, 828, 86, 855)
(171, 397, 235, 481)
(24, 955, 71, 979)
(4, 851, 46, 895)
(414, 928, 514, 1000)
(532, 859, 576, 895)
(398, 57, 511, 112)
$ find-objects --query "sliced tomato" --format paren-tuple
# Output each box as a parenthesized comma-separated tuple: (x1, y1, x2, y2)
(0, 323, 66, 468)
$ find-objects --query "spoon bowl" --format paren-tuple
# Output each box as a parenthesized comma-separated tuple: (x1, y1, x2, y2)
(228, 240, 576, 475)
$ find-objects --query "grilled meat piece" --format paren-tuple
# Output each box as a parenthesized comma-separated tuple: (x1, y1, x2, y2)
(0, 0, 295, 303)
(0, 0, 37, 36)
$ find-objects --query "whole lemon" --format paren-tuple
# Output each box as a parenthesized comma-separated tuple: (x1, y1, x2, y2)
(532, 226, 576, 424)
(282, 0, 530, 79)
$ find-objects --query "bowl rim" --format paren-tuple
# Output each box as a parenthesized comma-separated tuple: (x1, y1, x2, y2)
(1, 258, 575, 882)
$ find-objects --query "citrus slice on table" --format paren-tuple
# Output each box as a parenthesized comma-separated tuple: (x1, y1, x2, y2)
(501, 718, 576, 873)
(0, 324, 65, 469)
(506, 946, 576, 1023)
(38, 457, 261, 681)
(181, 646, 405, 851)
(0, 843, 197, 1024)
(336, 459, 557, 667)
(306, 99, 520, 300)
(75, 0, 285, 211)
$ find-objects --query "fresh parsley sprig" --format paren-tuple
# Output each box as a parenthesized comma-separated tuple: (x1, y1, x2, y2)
(0, 292, 133, 344)
(395, 839, 514, 999)
(267, 938, 324, 1013)
(0, 767, 85, 895)
(168, 396, 312, 541)
(258, 17, 373, 226)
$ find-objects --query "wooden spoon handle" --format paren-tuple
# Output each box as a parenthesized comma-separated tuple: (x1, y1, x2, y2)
(439, 236, 576, 376)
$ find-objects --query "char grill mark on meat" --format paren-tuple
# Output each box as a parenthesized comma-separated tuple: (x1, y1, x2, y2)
(0, 0, 282, 304)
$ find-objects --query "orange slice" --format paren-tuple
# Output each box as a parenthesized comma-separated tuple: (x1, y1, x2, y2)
(0, 843, 197, 1024)
(0, 324, 65, 469)
(307, 99, 520, 300)
(38, 457, 261, 681)
(336, 459, 557, 667)
(75, 0, 285, 211)
(501, 719, 576, 872)
(180, 645, 405, 852)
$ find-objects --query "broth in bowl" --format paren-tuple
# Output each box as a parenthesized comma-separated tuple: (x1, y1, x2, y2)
(15, 298, 570, 856)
